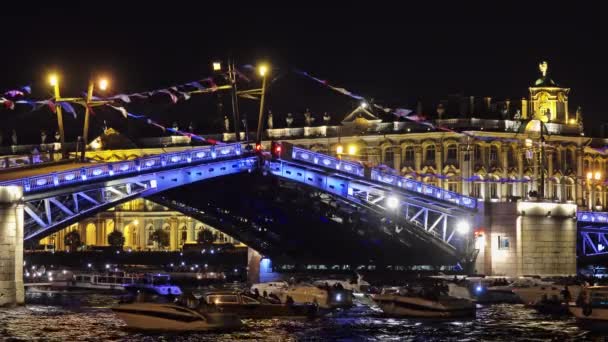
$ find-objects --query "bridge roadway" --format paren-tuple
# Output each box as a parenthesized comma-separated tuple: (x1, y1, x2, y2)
(0, 163, 91, 183)
(0, 142, 481, 264)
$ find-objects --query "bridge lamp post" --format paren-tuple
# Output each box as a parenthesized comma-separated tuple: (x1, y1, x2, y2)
(456, 220, 471, 235)
(81, 77, 110, 162)
(255, 64, 269, 145)
(48, 73, 68, 159)
(386, 196, 400, 210)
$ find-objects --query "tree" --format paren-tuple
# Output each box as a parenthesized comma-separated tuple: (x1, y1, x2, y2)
(151, 228, 170, 249)
(197, 229, 215, 244)
(107, 230, 125, 250)
(64, 231, 81, 252)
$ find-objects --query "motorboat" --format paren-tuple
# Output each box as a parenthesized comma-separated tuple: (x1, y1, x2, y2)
(200, 291, 318, 318)
(372, 287, 476, 318)
(251, 281, 353, 309)
(312, 273, 371, 298)
(477, 277, 580, 305)
(124, 273, 182, 297)
(250, 281, 289, 297)
(112, 303, 242, 332)
(278, 283, 353, 309)
(569, 286, 608, 330)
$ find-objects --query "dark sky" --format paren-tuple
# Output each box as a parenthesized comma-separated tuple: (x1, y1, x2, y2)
(1, 3, 607, 143)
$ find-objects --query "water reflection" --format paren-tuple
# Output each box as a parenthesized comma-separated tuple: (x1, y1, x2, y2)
(0, 292, 605, 341)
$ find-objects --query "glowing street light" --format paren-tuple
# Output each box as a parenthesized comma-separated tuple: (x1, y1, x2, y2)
(386, 196, 399, 210)
(98, 78, 109, 91)
(348, 145, 357, 156)
(212, 62, 222, 71)
(336, 145, 344, 155)
(256, 63, 270, 144)
(258, 64, 268, 77)
(595, 171, 602, 181)
(48, 74, 59, 87)
(456, 221, 471, 235)
(132, 219, 139, 226)
(360, 101, 368, 109)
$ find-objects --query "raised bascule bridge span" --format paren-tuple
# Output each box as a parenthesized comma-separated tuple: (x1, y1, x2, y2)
(0, 141, 479, 305)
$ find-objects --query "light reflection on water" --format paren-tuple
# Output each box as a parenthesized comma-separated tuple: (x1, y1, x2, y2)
(0, 291, 605, 341)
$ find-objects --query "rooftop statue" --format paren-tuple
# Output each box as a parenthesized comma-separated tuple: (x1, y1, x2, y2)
(534, 60, 557, 87)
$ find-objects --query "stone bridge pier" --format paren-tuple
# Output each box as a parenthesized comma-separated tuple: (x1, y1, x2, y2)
(0, 186, 24, 307)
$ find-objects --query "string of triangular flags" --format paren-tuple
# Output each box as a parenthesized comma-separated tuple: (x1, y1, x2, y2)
(294, 69, 537, 146)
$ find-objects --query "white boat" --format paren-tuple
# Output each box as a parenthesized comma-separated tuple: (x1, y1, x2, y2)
(250, 281, 289, 297)
(124, 273, 182, 296)
(312, 273, 371, 296)
(70, 271, 141, 291)
(483, 277, 580, 305)
(112, 303, 242, 332)
(278, 283, 353, 309)
(252, 281, 353, 309)
(372, 289, 476, 318)
(569, 286, 608, 329)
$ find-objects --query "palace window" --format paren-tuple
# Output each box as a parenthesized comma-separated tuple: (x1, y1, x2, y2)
(564, 179, 574, 201)
(425, 145, 436, 164)
(472, 182, 482, 198)
(489, 179, 499, 199)
(403, 147, 415, 164)
(498, 236, 510, 250)
(489, 146, 498, 164)
(384, 148, 395, 167)
(446, 145, 458, 162)
(474, 145, 483, 163)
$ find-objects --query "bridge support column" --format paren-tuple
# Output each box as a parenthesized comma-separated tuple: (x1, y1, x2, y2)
(0, 186, 24, 307)
(247, 248, 261, 285)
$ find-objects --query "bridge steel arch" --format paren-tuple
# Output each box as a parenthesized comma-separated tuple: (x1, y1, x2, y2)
(0, 144, 255, 242)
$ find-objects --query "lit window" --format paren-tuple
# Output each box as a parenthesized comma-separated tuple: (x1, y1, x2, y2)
(498, 236, 510, 250)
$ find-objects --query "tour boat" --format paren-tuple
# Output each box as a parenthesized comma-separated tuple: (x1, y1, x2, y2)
(200, 291, 318, 318)
(112, 303, 242, 332)
(569, 286, 608, 330)
(123, 273, 182, 296)
(70, 271, 142, 291)
(372, 288, 476, 318)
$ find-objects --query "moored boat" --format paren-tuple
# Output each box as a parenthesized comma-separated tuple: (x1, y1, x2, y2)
(112, 303, 242, 332)
(569, 285, 608, 330)
(372, 288, 475, 318)
(201, 291, 318, 318)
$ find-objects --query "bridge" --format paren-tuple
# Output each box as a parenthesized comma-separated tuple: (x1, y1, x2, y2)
(577, 211, 608, 257)
(0, 142, 477, 305)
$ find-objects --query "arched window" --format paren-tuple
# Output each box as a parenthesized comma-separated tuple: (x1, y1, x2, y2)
(489, 177, 499, 199)
(564, 178, 574, 201)
(425, 145, 436, 165)
(447, 176, 459, 193)
(403, 146, 415, 165)
(474, 145, 483, 163)
(550, 178, 559, 200)
(489, 146, 499, 165)
(384, 147, 395, 167)
(446, 145, 458, 162)
(507, 146, 516, 167)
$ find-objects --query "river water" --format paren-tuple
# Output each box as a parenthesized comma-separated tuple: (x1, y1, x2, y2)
(0, 291, 605, 341)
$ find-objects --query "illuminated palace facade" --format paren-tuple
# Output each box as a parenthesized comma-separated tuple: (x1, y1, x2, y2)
(259, 64, 606, 212)
(40, 198, 239, 251)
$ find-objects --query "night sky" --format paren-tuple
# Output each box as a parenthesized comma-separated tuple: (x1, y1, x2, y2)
(1, 3, 606, 143)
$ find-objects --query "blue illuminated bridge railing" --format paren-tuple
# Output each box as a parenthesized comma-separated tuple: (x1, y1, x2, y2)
(289, 146, 477, 210)
(0, 143, 244, 193)
(578, 211, 608, 224)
